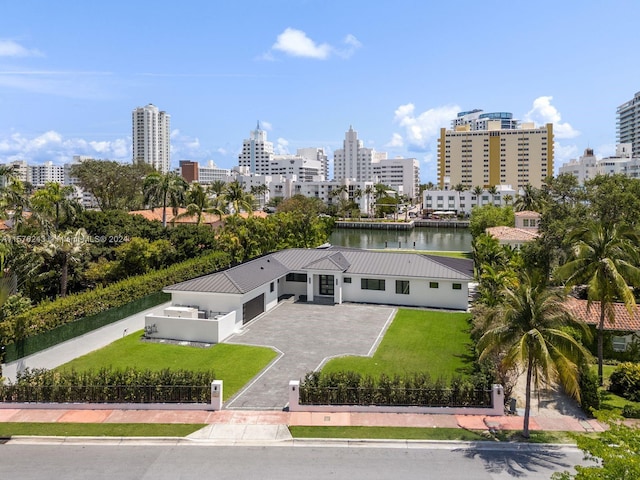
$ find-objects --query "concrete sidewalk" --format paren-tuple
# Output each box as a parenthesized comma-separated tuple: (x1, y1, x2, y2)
(0, 408, 606, 442)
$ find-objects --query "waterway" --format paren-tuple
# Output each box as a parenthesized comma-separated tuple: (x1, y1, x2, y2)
(329, 226, 472, 252)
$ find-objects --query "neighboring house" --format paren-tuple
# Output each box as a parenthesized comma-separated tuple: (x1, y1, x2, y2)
(485, 211, 540, 249)
(565, 297, 640, 352)
(145, 246, 474, 344)
(129, 208, 266, 227)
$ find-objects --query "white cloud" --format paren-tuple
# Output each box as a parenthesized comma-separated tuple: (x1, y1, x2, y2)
(267, 28, 361, 60)
(273, 28, 331, 59)
(392, 103, 460, 151)
(385, 133, 404, 148)
(276, 137, 290, 154)
(0, 39, 42, 57)
(216, 147, 228, 156)
(554, 142, 580, 168)
(524, 96, 580, 139)
(260, 121, 273, 131)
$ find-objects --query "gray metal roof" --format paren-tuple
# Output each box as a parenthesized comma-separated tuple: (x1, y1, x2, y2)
(166, 247, 473, 294)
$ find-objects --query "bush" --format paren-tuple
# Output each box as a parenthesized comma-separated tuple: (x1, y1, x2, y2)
(0, 250, 231, 345)
(622, 404, 640, 419)
(608, 362, 640, 402)
(578, 364, 600, 416)
(0, 367, 215, 404)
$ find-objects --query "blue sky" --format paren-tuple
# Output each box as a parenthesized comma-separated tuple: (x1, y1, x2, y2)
(1, 0, 639, 182)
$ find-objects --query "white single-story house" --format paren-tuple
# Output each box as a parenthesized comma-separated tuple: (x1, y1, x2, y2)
(145, 246, 474, 344)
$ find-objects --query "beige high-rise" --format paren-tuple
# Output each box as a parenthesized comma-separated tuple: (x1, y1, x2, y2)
(132, 104, 171, 174)
(438, 120, 553, 189)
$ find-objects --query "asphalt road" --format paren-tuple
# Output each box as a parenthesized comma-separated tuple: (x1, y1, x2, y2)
(0, 443, 591, 479)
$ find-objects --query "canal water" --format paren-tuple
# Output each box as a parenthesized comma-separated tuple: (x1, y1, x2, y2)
(329, 227, 472, 252)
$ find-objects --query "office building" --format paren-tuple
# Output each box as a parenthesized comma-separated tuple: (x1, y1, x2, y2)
(132, 103, 171, 173)
(29, 161, 65, 188)
(617, 91, 640, 157)
(438, 111, 553, 189)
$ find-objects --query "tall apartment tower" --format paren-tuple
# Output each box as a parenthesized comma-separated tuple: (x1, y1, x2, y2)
(333, 126, 379, 181)
(438, 111, 553, 189)
(132, 103, 171, 173)
(238, 121, 274, 174)
(617, 92, 640, 157)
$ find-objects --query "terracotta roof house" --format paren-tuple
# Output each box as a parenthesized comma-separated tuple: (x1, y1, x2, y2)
(145, 246, 474, 344)
(486, 211, 541, 249)
(128, 209, 267, 227)
(565, 297, 640, 351)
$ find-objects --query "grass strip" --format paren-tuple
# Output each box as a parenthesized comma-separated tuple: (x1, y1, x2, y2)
(0, 422, 206, 437)
(289, 426, 579, 443)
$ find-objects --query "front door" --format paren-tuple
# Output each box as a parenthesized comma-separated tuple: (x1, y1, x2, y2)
(319, 275, 334, 296)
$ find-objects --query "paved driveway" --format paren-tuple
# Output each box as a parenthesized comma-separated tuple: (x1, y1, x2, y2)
(224, 301, 396, 410)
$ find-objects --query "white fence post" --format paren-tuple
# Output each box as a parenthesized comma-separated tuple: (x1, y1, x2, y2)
(211, 380, 223, 410)
(491, 384, 504, 415)
(288, 380, 300, 412)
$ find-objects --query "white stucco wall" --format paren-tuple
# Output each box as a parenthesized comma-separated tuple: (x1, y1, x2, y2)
(280, 277, 307, 299)
(342, 275, 468, 310)
(144, 311, 236, 344)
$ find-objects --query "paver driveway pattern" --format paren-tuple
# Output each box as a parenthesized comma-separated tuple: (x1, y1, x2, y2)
(224, 301, 396, 410)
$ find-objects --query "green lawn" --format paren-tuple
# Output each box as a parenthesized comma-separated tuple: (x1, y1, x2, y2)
(58, 331, 278, 400)
(321, 309, 474, 379)
(591, 364, 640, 412)
(0, 423, 205, 437)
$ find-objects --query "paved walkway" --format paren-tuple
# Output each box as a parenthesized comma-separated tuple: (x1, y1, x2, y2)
(0, 408, 606, 442)
(1, 302, 172, 382)
(225, 301, 395, 410)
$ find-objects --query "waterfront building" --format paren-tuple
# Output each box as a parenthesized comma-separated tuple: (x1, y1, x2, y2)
(423, 184, 517, 216)
(132, 103, 171, 173)
(617, 91, 640, 157)
(438, 110, 553, 189)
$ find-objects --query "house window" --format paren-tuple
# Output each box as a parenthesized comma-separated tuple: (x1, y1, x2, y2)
(344, 277, 352, 283)
(429, 282, 439, 289)
(396, 280, 410, 295)
(361, 278, 385, 291)
(452, 283, 462, 290)
(270, 282, 274, 292)
(286, 273, 307, 282)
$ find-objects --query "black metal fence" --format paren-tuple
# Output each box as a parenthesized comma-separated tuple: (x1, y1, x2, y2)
(0, 384, 210, 404)
(299, 386, 492, 408)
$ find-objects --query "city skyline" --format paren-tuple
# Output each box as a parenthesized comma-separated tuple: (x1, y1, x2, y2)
(1, 1, 639, 182)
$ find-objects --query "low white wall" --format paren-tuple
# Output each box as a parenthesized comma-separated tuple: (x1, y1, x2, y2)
(145, 311, 236, 344)
(288, 381, 505, 416)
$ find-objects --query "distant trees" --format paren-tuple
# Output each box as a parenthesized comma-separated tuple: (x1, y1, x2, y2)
(143, 171, 189, 227)
(70, 159, 153, 211)
(468, 204, 514, 238)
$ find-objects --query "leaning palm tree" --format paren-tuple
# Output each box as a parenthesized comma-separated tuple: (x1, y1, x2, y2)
(477, 276, 591, 438)
(555, 221, 640, 385)
(143, 171, 188, 227)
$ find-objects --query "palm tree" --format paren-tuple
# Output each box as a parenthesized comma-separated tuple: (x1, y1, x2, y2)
(209, 179, 226, 197)
(37, 228, 90, 297)
(503, 194, 513, 206)
(472, 186, 484, 208)
(0, 178, 30, 231)
(477, 276, 591, 438)
(555, 221, 640, 385)
(364, 185, 375, 217)
(31, 182, 81, 231)
(222, 180, 254, 215)
(250, 184, 269, 210)
(143, 172, 188, 227)
(173, 183, 213, 225)
(514, 184, 543, 212)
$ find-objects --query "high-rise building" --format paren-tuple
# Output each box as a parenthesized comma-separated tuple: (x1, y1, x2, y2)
(132, 103, 171, 173)
(238, 122, 274, 174)
(333, 126, 379, 182)
(438, 111, 553, 189)
(297, 147, 329, 180)
(29, 161, 65, 188)
(617, 91, 640, 157)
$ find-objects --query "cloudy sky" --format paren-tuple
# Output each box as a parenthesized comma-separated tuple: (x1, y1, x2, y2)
(1, 0, 639, 182)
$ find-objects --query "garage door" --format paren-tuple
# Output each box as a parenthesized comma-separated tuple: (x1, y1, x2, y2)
(242, 293, 265, 324)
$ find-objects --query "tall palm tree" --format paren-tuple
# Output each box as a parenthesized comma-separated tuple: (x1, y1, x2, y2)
(514, 184, 544, 212)
(555, 221, 640, 385)
(37, 228, 90, 297)
(222, 180, 254, 215)
(209, 179, 227, 197)
(143, 172, 188, 227)
(364, 185, 375, 217)
(477, 277, 591, 438)
(31, 182, 81, 231)
(472, 186, 484, 208)
(173, 183, 214, 225)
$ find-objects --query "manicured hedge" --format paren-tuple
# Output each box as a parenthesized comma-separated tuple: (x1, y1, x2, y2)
(0, 250, 231, 345)
(299, 371, 492, 407)
(0, 367, 215, 404)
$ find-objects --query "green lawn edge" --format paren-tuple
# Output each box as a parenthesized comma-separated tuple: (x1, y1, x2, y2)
(0, 423, 207, 437)
(288, 426, 580, 444)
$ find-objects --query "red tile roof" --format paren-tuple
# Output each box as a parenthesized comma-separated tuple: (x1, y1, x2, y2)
(485, 226, 540, 242)
(128, 208, 266, 227)
(565, 297, 640, 332)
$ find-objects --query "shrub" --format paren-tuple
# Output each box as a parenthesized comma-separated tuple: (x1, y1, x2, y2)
(0, 367, 215, 404)
(578, 364, 600, 416)
(0, 250, 231, 345)
(608, 362, 640, 402)
(621, 404, 640, 419)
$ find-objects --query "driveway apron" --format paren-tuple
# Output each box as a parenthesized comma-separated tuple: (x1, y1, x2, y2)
(224, 302, 396, 410)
